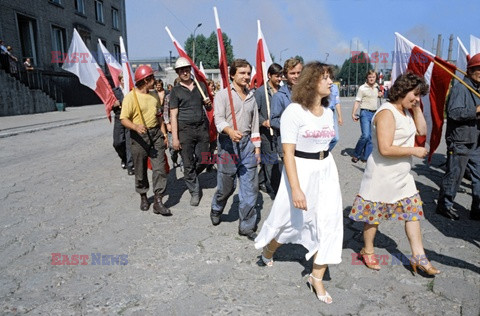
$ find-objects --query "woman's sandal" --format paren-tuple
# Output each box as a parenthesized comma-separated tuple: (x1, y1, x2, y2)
(359, 248, 381, 271)
(307, 274, 333, 304)
(410, 257, 440, 276)
(261, 246, 274, 267)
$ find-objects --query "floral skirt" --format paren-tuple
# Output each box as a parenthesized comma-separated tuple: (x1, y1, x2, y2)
(348, 192, 424, 224)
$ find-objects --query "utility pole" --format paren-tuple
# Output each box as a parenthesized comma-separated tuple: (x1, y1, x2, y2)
(192, 23, 202, 64)
(447, 34, 453, 62)
(436, 34, 442, 58)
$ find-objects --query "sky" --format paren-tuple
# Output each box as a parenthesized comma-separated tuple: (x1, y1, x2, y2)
(125, 0, 480, 68)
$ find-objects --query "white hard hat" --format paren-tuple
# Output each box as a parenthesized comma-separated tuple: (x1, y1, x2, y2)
(175, 57, 191, 69)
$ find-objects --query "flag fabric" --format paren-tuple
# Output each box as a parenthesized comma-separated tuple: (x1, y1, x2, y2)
(213, 6, 238, 131)
(470, 35, 480, 55)
(199, 61, 206, 77)
(119, 36, 135, 96)
(456, 37, 469, 75)
(62, 29, 117, 121)
(98, 40, 122, 87)
(213, 7, 231, 90)
(250, 20, 273, 89)
(164, 26, 216, 142)
(391, 32, 456, 161)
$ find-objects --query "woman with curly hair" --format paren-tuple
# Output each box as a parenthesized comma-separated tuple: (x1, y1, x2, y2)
(254, 61, 343, 304)
(348, 72, 440, 276)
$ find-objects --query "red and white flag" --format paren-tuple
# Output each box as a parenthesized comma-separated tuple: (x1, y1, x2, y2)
(199, 61, 206, 78)
(119, 36, 134, 96)
(470, 35, 480, 55)
(164, 26, 216, 142)
(62, 29, 116, 121)
(250, 20, 273, 89)
(213, 7, 231, 90)
(456, 37, 469, 75)
(391, 32, 456, 161)
(97, 39, 122, 87)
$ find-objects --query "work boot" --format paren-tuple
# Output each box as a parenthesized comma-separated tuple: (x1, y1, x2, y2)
(436, 205, 459, 220)
(190, 191, 202, 207)
(153, 193, 172, 216)
(210, 210, 221, 226)
(140, 194, 149, 211)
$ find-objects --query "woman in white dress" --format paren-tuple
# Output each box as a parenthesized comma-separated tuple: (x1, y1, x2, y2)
(254, 62, 343, 304)
(348, 73, 440, 276)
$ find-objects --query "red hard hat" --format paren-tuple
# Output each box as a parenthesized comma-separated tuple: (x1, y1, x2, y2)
(134, 65, 154, 82)
(467, 53, 480, 69)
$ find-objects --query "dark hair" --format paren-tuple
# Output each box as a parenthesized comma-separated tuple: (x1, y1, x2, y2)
(229, 59, 251, 78)
(268, 63, 282, 75)
(388, 72, 429, 102)
(291, 61, 333, 109)
(283, 58, 302, 76)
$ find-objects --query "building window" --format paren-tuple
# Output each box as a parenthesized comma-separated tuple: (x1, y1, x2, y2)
(111, 7, 119, 29)
(113, 44, 121, 63)
(95, 0, 104, 23)
(51, 25, 66, 65)
(75, 0, 85, 14)
(17, 14, 38, 66)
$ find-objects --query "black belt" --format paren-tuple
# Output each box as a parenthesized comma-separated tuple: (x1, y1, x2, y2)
(362, 109, 376, 113)
(294, 150, 329, 160)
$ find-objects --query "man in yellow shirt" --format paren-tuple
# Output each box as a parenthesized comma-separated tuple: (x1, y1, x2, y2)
(120, 66, 171, 215)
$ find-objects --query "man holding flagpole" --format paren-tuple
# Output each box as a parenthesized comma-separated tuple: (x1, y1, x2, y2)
(120, 66, 171, 216)
(437, 54, 480, 221)
(210, 59, 261, 240)
(169, 57, 212, 207)
(255, 63, 283, 196)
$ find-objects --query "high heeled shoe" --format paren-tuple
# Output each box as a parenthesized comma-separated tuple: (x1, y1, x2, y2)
(359, 248, 381, 271)
(261, 246, 274, 267)
(410, 257, 440, 276)
(307, 274, 332, 304)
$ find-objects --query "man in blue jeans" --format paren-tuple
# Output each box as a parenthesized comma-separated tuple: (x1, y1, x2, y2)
(351, 70, 382, 162)
(328, 83, 343, 151)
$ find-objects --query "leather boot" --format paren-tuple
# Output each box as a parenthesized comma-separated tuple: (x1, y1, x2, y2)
(140, 194, 149, 211)
(153, 193, 172, 216)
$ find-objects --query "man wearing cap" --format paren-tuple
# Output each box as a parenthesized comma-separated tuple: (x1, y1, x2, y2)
(120, 65, 171, 216)
(169, 57, 212, 206)
(437, 53, 480, 221)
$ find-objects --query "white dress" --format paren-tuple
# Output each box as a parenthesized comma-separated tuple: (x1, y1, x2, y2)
(254, 103, 343, 265)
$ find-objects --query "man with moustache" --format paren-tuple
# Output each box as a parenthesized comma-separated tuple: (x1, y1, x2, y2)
(120, 66, 171, 216)
(169, 57, 211, 206)
(210, 59, 261, 240)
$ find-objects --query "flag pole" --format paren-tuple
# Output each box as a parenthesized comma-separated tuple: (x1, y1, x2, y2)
(261, 61, 273, 136)
(432, 59, 480, 98)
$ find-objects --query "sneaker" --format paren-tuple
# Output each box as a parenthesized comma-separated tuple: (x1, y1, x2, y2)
(190, 193, 202, 207)
(239, 230, 258, 241)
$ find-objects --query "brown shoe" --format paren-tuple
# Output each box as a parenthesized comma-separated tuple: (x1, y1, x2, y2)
(140, 194, 149, 211)
(153, 193, 172, 216)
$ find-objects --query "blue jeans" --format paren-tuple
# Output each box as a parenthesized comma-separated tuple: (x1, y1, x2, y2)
(329, 109, 339, 151)
(353, 109, 374, 161)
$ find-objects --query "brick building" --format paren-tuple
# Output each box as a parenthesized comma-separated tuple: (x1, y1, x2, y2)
(0, 0, 127, 115)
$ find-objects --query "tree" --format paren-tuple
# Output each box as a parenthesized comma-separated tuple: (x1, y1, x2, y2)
(184, 31, 234, 68)
(337, 52, 373, 87)
(294, 55, 304, 64)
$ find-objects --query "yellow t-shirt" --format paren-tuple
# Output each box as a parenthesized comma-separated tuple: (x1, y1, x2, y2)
(120, 90, 160, 128)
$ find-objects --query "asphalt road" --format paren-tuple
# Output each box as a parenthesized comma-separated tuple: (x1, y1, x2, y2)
(0, 99, 478, 315)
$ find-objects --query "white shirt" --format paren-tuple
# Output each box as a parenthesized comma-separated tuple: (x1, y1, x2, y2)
(280, 103, 335, 152)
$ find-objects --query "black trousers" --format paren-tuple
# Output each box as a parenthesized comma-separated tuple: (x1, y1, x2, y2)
(438, 139, 480, 213)
(130, 127, 167, 196)
(258, 129, 281, 194)
(178, 120, 210, 195)
(113, 114, 133, 170)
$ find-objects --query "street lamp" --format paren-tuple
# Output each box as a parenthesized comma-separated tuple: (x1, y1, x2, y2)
(279, 48, 288, 64)
(192, 23, 202, 64)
